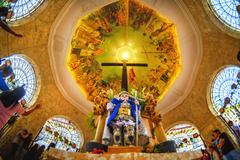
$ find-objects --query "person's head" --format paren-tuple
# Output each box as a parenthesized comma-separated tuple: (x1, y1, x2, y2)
(119, 91, 129, 101)
(5, 60, 12, 66)
(228, 120, 234, 126)
(20, 99, 26, 105)
(20, 129, 28, 137)
(212, 129, 221, 140)
(6, 10, 13, 19)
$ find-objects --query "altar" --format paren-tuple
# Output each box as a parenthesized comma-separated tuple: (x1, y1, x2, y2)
(107, 146, 142, 153)
(66, 0, 183, 156)
(45, 148, 203, 160)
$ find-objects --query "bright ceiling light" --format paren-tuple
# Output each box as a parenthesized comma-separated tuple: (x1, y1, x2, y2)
(117, 45, 135, 62)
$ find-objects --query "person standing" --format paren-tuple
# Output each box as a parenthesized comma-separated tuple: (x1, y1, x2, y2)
(218, 132, 240, 160)
(8, 129, 28, 160)
(0, 86, 40, 129)
(18, 133, 33, 159)
(0, 0, 23, 37)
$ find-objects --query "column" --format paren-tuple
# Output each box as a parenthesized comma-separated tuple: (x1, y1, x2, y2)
(155, 122, 167, 143)
(94, 115, 106, 143)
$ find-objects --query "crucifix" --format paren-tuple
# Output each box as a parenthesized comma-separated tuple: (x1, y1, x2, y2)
(101, 60, 148, 91)
(100, 0, 148, 147)
(101, 59, 147, 146)
(100, 0, 148, 91)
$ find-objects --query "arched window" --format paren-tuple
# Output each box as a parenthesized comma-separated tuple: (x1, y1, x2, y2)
(7, 0, 45, 22)
(207, 0, 240, 31)
(0, 54, 40, 106)
(166, 123, 205, 152)
(34, 116, 84, 152)
(208, 65, 240, 137)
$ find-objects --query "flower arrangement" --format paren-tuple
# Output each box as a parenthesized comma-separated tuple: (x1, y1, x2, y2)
(182, 138, 188, 144)
(54, 131, 59, 137)
(193, 133, 199, 138)
(45, 126, 51, 132)
(72, 143, 76, 149)
(219, 108, 225, 114)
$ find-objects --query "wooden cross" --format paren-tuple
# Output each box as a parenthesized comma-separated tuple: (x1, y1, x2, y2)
(101, 61, 148, 91)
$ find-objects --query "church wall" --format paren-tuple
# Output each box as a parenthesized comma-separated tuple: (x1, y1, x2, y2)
(0, 0, 94, 150)
(162, 0, 239, 144)
(0, 0, 239, 151)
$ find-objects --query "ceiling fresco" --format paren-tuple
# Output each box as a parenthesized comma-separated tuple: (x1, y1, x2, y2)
(67, 0, 181, 114)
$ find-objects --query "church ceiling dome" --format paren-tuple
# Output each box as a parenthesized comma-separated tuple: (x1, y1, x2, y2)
(67, 0, 182, 104)
(49, 0, 202, 114)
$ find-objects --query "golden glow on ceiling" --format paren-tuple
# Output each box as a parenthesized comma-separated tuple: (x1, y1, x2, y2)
(67, 0, 182, 103)
(117, 44, 135, 61)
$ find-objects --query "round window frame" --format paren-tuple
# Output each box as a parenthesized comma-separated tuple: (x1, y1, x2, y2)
(165, 122, 205, 152)
(7, 54, 41, 107)
(202, 0, 240, 39)
(207, 65, 240, 117)
(7, 0, 48, 26)
(34, 115, 85, 150)
(206, 65, 240, 147)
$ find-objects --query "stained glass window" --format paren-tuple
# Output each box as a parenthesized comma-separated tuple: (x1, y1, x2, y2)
(7, 0, 45, 22)
(34, 117, 83, 152)
(1, 54, 38, 106)
(166, 124, 205, 152)
(207, 0, 240, 31)
(210, 66, 240, 133)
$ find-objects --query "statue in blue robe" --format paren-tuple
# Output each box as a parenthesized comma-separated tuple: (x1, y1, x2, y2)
(102, 91, 146, 146)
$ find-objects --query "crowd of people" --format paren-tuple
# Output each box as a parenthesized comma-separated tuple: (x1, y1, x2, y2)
(202, 129, 240, 160)
(0, 58, 42, 159)
(2, 129, 45, 160)
(0, 59, 40, 130)
(0, 0, 22, 37)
